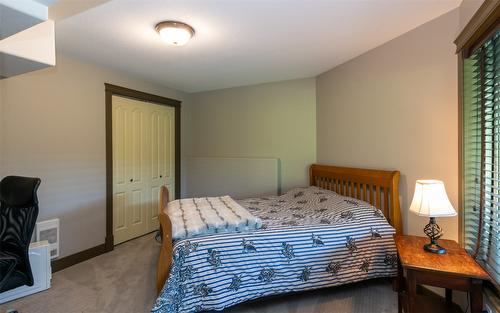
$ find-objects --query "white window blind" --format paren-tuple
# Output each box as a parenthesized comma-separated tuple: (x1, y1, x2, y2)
(463, 29, 500, 285)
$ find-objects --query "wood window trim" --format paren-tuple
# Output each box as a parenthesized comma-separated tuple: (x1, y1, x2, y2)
(458, 51, 464, 246)
(454, 1, 500, 57)
(456, 1, 500, 247)
(104, 83, 181, 252)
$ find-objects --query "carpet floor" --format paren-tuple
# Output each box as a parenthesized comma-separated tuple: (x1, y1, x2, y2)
(1, 233, 397, 313)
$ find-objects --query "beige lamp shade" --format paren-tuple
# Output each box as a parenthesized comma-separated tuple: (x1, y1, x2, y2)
(409, 180, 457, 217)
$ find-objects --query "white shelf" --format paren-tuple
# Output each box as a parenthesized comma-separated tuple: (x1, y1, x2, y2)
(0, 0, 56, 79)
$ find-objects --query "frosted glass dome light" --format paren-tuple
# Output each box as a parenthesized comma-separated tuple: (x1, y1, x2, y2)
(156, 21, 195, 46)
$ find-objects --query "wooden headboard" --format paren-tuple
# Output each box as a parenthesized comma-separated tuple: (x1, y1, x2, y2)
(309, 164, 402, 235)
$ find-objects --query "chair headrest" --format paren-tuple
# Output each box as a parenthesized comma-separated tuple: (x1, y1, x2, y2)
(0, 176, 41, 207)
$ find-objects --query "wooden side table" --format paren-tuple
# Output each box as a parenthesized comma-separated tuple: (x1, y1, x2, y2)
(394, 235, 490, 313)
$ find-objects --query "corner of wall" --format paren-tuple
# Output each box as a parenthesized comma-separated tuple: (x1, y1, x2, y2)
(180, 92, 194, 198)
(458, 0, 485, 34)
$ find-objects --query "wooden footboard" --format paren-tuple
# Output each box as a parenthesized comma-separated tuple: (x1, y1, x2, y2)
(156, 186, 173, 294)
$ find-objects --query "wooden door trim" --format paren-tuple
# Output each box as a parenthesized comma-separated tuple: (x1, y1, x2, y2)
(105, 83, 181, 252)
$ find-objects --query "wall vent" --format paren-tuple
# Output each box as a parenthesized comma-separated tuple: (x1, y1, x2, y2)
(36, 218, 59, 259)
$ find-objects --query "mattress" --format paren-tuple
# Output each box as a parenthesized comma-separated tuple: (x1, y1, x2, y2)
(151, 186, 397, 313)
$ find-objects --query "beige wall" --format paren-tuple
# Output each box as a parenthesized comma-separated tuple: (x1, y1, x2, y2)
(1, 54, 192, 257)
(316, 10, 460, 240)
(190, 78, 316, 194)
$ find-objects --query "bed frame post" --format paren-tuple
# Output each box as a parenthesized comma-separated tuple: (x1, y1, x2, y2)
(390, 171, 402, 235)
(309, 166, 315, 186)
(156, 186, 173, 295)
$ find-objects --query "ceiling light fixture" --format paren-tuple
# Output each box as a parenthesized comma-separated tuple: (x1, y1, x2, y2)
(155, 21, 195, 46)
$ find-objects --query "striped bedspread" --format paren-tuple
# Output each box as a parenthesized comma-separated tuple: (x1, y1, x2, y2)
(167, 196, 262, 240)
(152, 187, 397, 313)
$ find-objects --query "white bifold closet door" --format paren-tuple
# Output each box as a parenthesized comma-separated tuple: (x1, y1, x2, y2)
(112, 95, 175, 245)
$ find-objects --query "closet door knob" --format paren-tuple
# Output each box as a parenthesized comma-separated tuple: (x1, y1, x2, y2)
(130, 179, 133, 182)
(160, 175, 163, 178)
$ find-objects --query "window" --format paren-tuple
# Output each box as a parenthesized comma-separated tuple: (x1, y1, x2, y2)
(463, 28, 500, 285)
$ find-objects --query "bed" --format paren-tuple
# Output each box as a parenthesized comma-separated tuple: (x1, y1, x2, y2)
(152, 164, 402, 313)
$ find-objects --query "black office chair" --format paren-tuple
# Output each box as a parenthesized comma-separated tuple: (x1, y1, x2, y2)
(0, 176, 40, 293)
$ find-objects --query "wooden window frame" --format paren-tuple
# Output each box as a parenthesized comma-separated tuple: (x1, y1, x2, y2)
(456, 1, 500, 246)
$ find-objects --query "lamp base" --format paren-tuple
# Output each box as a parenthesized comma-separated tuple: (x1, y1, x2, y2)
(423, 217, 446, 254)
(423, 242, 446, 254)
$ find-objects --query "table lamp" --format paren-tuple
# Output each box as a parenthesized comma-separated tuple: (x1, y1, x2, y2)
(409, 180, 457, 254)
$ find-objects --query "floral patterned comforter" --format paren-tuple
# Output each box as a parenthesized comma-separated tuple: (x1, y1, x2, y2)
(151, 186, 397, 313)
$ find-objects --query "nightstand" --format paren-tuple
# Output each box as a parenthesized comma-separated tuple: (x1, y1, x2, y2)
(394, 235, 490, 313)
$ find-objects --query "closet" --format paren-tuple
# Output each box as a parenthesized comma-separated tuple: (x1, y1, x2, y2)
(112, 95, 175, 244)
